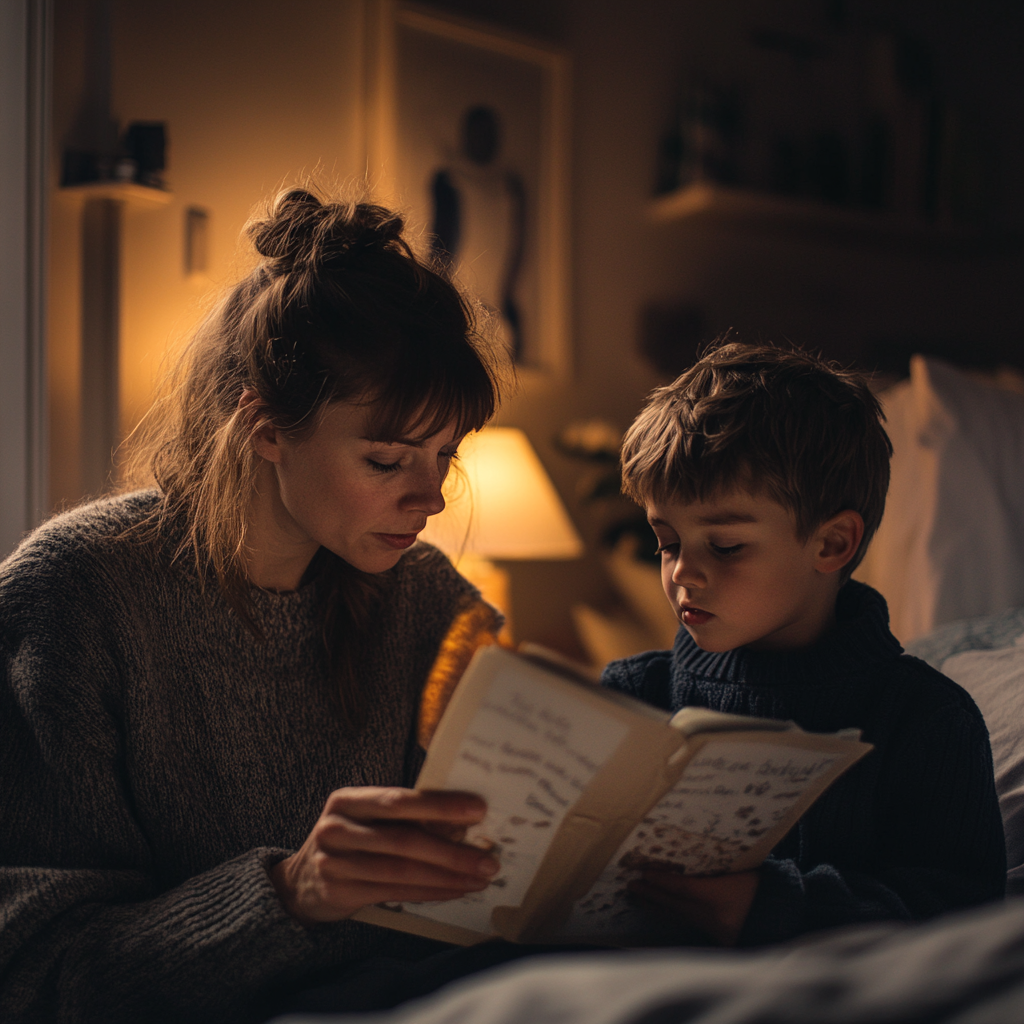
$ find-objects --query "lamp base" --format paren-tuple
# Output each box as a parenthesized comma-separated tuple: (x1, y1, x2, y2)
(451, 554, 513, 643)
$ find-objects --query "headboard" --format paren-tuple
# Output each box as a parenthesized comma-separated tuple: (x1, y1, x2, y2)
(854, 354, 1024, 643)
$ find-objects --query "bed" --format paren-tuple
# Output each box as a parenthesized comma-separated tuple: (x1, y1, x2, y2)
(271, 896, 1024, 1023)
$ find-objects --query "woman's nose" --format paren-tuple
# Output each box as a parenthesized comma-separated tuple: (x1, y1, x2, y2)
(404, 467, 446, 516)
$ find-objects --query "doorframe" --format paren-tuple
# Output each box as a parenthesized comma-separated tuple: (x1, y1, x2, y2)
(0, 0, 50, 557)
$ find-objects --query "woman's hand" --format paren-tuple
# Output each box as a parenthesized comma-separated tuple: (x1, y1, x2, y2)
(629, 868, 760, 946)
(270, 787, 499, 926)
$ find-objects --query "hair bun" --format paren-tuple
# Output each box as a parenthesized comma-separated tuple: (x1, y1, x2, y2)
(247, 188, 408, 273)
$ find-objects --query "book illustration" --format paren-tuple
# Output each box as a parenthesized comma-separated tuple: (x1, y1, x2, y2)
(398, 661, 629, 933)
(558, 740, 843, 938)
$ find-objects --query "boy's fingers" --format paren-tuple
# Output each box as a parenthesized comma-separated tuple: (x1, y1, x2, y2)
(636, 868, 695, 897)
(628, 877, 693, 912)
(633, 870, 760, 940)
(639, 868, 758, 900)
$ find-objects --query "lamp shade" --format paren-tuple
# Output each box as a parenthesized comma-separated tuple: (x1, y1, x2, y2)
(420, 427, 584, 560)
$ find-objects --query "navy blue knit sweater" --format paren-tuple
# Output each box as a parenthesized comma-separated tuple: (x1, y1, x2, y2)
(601, 581, 1006, 946)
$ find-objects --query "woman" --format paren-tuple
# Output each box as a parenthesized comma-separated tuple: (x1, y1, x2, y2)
(0, 188, 510, 1023)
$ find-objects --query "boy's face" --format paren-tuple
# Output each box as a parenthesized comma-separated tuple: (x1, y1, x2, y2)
(648, 488, 845, 653)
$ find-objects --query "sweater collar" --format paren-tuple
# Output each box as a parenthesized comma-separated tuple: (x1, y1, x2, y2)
(671, 580, 903, 688)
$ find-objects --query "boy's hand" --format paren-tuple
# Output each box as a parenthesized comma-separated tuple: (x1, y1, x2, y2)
(629, 868, 760, 946)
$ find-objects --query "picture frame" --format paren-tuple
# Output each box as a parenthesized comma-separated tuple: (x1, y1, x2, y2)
(362, 1, 571, 378)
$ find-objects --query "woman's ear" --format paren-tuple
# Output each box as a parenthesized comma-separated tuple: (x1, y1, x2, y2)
(238, 389, 282, 464)
(812, 510, 865, 575)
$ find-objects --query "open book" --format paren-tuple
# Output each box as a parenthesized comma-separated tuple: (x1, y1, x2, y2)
(354, 645, 872, 946)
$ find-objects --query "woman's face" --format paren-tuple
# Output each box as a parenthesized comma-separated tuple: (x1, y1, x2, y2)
(254, 399, 464, 578)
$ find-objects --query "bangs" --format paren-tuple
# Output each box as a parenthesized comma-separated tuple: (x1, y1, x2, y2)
(621, 399, 802, 525)
(359, 342, 499, 443)
(296, 254, 505, 444)
(627, 434, 756, 508)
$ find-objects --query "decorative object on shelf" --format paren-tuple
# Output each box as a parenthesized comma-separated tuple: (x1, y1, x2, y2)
(553, 417, 655, 560)
(554, 417, 626, 521)
(553, 418, 675, 666)
(655, 77, 747, 196)
(553, 417, 620, 471)
(63, 120, 167, 190)
(655, 16, 993, 232)
(364, 1, 570, 377)
(571, 533, 683, 668)
(419, 427, 583, 640)
(63, 121, 168, 191)
(121, 121, 167, 189)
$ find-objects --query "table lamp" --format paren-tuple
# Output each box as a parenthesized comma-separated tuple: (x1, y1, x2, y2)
(419, 426, 584, 639)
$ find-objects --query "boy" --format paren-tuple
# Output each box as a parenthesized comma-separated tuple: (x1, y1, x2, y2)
(604, 342, 1005, 947)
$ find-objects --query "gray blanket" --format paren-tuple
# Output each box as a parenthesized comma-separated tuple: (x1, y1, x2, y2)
(275, 897, 1024, 1024)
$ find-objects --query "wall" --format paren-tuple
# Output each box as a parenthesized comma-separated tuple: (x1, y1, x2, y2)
(49, 0, 367, 506)
(48, 0, 1024, 653)
(433, 0, 1024, 652)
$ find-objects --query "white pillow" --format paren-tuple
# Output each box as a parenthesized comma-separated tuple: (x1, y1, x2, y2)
(856, 356, 1024, 642)
(908, 608, 1024, 894)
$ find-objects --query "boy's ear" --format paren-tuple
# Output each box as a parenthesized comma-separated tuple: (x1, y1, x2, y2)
(812, 510, 864, 575)
(239, 389, 283, 464)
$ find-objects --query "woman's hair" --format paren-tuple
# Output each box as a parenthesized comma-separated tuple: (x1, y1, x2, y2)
(123, 185, 505, 727)
(620, 340, 892, 580)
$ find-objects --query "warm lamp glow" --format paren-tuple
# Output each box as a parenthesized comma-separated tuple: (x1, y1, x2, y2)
(420, 427, 583, 637)
(420, 427, 584, 560)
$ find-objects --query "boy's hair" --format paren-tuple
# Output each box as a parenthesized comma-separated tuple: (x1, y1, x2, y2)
(621, 341, 893, 577)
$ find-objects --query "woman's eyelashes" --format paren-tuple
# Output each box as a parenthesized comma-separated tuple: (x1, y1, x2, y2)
(366, 447, 459, 475)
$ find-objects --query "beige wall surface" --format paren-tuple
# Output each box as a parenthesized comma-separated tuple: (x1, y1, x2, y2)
(48, 0, 1024, 653)
(50, 0, 366, 505)
(112, 0, 367, 440)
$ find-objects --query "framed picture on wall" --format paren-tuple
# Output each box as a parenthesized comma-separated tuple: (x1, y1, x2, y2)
(364, 1, 571, 378)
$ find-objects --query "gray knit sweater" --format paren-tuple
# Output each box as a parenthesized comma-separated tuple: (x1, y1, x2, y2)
(0, 492, 476, 1024)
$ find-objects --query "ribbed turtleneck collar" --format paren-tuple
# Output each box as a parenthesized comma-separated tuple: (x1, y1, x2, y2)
(671, 581, 903, 690)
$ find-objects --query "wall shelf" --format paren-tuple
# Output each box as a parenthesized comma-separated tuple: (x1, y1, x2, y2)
(59, 180, 173, 210)
(648, 181, 1022, 255)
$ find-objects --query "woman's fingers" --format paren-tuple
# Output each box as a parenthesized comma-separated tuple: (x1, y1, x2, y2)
(319, 879, 486, 907)
(271, 786, 498, 926)
(314, 816, 499, 878)
(419, 820, 469, 844)
(316, 786, 500, 879)
(325, 786, 487, 824)
(317, 848, 494, 891)
(628, 869, 760, 946)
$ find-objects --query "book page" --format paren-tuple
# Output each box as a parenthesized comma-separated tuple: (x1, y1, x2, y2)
(400, 662, 629, 934)
(559, 739, 844, 939)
